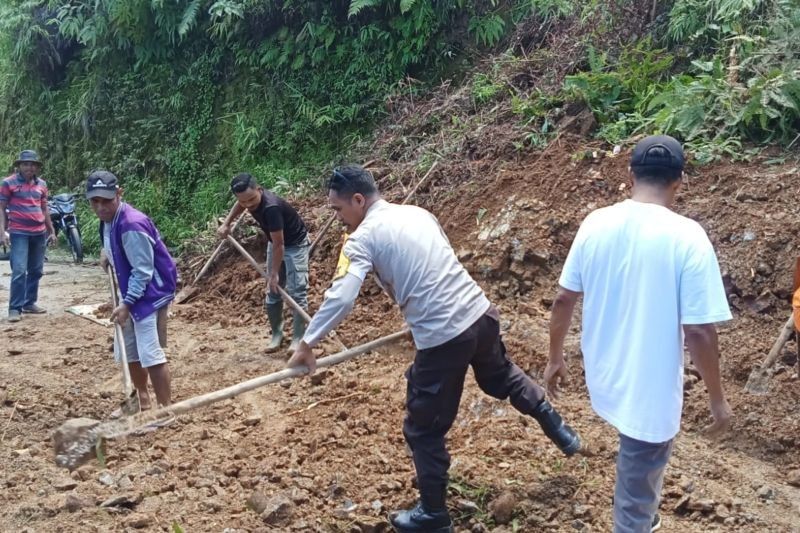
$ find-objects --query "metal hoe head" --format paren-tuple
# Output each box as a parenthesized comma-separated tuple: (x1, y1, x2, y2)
(53, 416, 140, 471)
(120, 389, 141, 416)
(744, 367, 770, 395)
(173, 285, 199, 305)
(53, 418, 104, 471)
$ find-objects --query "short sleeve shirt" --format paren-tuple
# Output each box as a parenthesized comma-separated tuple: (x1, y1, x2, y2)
(559, 199, 731, 443)
(249, 191, 308, 246)
(0, 173, 48, 235)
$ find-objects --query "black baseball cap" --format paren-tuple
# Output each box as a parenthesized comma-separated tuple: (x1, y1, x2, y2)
(85, 170, 120, 200)
(630, 135, 685, 171)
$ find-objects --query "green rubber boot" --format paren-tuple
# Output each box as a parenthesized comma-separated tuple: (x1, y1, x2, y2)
(287, 310, 307, 354)
(265, 302, 284, 353)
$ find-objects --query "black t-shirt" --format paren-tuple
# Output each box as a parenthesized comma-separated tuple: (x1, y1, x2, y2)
(249, 190, 308, 246)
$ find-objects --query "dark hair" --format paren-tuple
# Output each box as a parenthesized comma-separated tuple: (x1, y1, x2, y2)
(230, 173, 258, 194)
(631, 146, 683, 187)
(327, 164, 377, 199)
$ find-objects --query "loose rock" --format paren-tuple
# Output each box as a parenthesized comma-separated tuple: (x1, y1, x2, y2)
(687, 498, 715, 512)
(53, 479, 78, 492)
(457, 499, 480, 514)
(714, 504, 729, 521)
(261, 494, 294, 525)
(354, 517, 390, 533)
(124, 513, 153, 529)
(488, 491, 516, 525)
(64, 493, 93, 512)
(247, 491, 270, 515)
(756, 485, 775, 501)
(98, 471, 115, 487)
(310, 369, 332, 386)
(243, 415, 261, 427)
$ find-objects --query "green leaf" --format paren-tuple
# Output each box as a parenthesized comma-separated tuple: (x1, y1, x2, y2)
(400, 0, 418, 14)
(95, 437, 106, 469)
(291, 54, 306, 70)
(348, 0, 382, 18)
(178, 0, 201, 38)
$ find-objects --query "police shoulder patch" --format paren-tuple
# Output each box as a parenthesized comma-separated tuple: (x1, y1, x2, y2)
(333, 233, 351, 280)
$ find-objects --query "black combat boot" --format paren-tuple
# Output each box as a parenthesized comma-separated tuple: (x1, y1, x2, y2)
(390, 502, 453, 533)
(531, 399, 582, 456)
(390, 484, 453, 533)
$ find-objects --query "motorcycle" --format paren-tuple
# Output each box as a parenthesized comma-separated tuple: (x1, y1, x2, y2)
(1, 209, 7, 261)
(48, 193, 83, 263)
(0, 231, 8, 261)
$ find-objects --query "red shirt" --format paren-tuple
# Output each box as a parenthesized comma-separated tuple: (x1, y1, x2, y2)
(0, 173, 49, 235)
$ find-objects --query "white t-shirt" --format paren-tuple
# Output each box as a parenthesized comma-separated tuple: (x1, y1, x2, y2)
(559, 199, 731, 443)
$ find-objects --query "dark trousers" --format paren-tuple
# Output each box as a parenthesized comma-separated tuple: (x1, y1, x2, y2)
(402, 311, 544, 507)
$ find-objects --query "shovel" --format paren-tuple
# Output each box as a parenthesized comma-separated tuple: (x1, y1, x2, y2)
(175, 213, 244, 304)
(745, 313, 796, 394)
(53, 329, 408, 471)
(108, 268, 140, 416)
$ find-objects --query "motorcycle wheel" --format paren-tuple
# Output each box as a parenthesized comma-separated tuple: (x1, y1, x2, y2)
(67, 226, 83, 264)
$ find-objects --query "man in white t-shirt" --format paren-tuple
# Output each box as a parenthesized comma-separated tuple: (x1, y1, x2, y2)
(545, 135, 733, 533)
(288, 164, 582, 533)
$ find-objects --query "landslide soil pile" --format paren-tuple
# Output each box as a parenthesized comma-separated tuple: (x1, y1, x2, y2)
(165, 133, 800, 531)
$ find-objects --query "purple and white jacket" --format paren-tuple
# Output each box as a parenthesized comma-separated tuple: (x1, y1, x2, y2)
(101, 203, 177, 321)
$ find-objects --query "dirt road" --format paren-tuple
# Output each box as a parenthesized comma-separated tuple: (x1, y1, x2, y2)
(1, 252, 800, 531)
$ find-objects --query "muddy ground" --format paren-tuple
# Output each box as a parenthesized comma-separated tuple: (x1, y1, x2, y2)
(2, 142, 800, 532)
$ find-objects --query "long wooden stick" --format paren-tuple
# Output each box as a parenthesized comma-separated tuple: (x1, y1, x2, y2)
(402, 161, 439, 204)
(758, 314, 795, 371)
(107, 269, 134, 399)
(309, 214, 337, 258)
(116, 330, 407, 429)
(287, 392, 365, 416)
(0, 402, 17, 443)
(745, 313, 796, 394)
(226, 235, 348, 350)
(194, 213, 244, 284)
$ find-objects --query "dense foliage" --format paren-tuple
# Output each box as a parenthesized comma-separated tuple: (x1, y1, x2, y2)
(0, 0, 524, 250)
(539, 0, 800, 162)
(0, 0, 797, 251)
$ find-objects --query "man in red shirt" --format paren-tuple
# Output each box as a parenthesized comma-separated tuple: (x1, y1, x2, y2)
(0, 150, 55, 322)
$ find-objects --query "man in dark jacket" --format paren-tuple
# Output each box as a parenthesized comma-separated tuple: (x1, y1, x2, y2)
(87, 170, 177, 409)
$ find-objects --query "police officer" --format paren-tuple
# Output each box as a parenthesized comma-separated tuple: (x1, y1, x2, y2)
(289, 164, 582, 533)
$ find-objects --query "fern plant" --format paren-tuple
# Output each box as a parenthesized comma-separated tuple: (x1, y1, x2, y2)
(469, 12, 506, 47)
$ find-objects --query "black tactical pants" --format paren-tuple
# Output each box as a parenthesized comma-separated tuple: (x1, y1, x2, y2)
(402, 310, 545, 508)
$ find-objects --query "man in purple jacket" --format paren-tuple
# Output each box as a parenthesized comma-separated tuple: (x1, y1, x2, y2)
(87, 171, 178, 410)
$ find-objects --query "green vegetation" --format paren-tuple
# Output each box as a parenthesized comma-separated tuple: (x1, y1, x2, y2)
(0, 0, 525, 250)
(506, 0, 800, 163)
(0, 0, 797, 251)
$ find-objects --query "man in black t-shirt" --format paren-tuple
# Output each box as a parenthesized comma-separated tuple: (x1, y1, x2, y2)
(218, 173, 309, 353)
